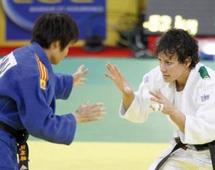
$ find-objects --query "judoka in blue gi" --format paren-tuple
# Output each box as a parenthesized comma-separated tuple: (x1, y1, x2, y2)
(0, 13, 105, 170)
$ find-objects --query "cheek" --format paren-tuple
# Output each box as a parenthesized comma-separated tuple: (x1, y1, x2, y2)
(172, 67, 184, 77)
(168, 65, 179, 77)
(166, 65, 175, 72)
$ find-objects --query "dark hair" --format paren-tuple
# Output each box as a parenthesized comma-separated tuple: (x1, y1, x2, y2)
(31, 13, 79, 50)
(156, 28, 199, 68)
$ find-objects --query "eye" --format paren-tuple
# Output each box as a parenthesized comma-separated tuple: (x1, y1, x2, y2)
(166, 61, 172, 65)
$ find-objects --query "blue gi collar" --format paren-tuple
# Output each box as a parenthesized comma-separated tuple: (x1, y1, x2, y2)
(29, 42, 53, 73)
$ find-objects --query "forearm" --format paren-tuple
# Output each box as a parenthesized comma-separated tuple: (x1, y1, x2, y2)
(169, 111, 186, 132)
(55, 74, 73, 99)
(28, 114, 76, 145)
(122, 91, 135, 111)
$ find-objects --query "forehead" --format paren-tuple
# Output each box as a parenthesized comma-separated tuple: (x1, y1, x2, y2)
(157, 51, 179, 61)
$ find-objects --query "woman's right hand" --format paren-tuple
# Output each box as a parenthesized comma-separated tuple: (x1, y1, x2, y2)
(105, 63, 133, 95)
(105, 63, 134, 110)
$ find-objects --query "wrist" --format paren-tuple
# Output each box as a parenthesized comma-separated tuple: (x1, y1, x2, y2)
(168, 110, 177, 117)
(168, 110, 182, 119)
(73, 112, 80, 123)
(122, 86, 133, 95)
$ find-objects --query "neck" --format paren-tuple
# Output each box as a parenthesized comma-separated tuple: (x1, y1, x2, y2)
(175, 69, 191, 91)
(43, 49, 51, 61)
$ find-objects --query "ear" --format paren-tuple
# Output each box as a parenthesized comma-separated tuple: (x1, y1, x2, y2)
(50, 41, 61, 49)
(185, 57, 192, 68)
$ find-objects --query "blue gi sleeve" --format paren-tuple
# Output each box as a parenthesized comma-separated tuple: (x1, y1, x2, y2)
(54, 73, 73, 99)
(15, 71, 76, 145)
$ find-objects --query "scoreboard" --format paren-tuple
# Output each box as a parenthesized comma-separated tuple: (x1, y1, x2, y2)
(143, 0, 215, 36)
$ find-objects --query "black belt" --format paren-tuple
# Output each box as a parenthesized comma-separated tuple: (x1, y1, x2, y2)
(155, 137, 215, 170)
(0, 121, 29, 170)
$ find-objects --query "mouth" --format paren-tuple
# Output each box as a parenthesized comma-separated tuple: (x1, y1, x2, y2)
(162, 75, 169, 78)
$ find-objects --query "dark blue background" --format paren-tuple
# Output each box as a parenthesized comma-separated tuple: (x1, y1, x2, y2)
(3, 0, 106, 40)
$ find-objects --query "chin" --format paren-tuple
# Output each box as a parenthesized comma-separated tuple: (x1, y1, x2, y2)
(163, 77, 172, 83)
(51, 59, 61, 64)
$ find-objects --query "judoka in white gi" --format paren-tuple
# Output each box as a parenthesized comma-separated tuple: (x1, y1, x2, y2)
(106, 28, 215, 170)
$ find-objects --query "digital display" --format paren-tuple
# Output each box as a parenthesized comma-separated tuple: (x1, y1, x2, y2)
(143, 0, 215, 35)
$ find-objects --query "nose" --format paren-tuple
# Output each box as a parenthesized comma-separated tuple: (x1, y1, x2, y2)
(160, 63, 167, 73)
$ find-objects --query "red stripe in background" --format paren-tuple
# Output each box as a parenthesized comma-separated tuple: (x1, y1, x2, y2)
(0, 47, 17, 56)
(0, 46, 134, 58)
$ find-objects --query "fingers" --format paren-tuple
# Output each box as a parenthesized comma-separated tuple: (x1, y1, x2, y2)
(105, 63, 119, 82)
(105, 63, 122, 80)
(150, 90, 164, 108)
(149, 90, 162, 99)
(105, 63, 125, 83)
(75, 77, 86, 86)
(75, 102, 106, 123)
(105, 64, 115, 80)
(80, 103, 105, 114)
(149, 90, 172, 113)
(105, 73, 114, 81)
(73, 65, 88, 87)
(106, 63, 133, 95)
(150, 103, 164, 112)
(149, 90, 164, 102)
(77, 65, 88, 76)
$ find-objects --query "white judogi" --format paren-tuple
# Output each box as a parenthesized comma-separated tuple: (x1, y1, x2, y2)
(119, 63, 215, 169)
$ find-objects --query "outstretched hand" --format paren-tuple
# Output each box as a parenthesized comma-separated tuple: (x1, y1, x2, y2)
(105, 63, 133, 95)
(72, 65, 88, 87)
(150, 90, 185, 132)
(105, 63, 134, 110)
(150, 90, 178, 115)
(74, 102, 106, 123)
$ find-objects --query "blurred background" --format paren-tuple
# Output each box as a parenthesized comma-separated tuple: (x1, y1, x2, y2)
(0, 0, 215, 169)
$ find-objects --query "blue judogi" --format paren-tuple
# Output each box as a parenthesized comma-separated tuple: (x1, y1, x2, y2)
(0, 42, 77, 169)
